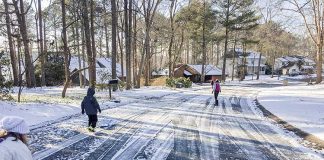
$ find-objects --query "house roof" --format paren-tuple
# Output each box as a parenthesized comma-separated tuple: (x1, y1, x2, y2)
(281, 62, 297, 69)
(301, 65, 314, 69)
(247, 64, 266, 67)
(188, 64, 222, 75)
(70, 57, 126, 83)
(184, 70, 192, 75)
(277, 57, 289, 62)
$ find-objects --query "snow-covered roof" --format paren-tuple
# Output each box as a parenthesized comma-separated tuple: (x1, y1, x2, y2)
(277, 58, 289, 62)
(69, 56, 126, 82)
(184, 70, 192, 75)
(301, 65, 314, 69)
(96, 57, 126, 77)
(247, 64, 266, 67)
(188, 64, 222, 75)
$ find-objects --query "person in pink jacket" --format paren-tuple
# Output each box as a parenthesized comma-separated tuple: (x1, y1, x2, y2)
(211, 79, 221, 106)
(0, 116, 33, 160)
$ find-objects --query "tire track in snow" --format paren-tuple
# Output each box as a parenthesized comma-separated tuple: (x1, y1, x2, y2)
(167, 95, 210, 160)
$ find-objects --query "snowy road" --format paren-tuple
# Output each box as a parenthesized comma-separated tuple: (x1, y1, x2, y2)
(29, 86, 322, 160)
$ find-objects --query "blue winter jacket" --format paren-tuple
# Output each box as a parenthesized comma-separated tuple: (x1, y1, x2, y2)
(81, 88, 101, 115)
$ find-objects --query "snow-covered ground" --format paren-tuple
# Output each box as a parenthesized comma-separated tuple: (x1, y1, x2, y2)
(223, 75, 324, 142)
(1, 76, 324, 159)
(0, 86, 178, 127)
(256, 80, 324, 141)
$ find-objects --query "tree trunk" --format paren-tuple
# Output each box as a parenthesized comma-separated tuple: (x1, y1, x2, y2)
(13, 0, 36, 88)
(81, 21, 86, 87)
(256, 52, 262, 80)
(111, 0, 117, 90)
(201, 0, 207, 83)
(316, 44, 323, 83)
(186, 39, 190, 64)
(216, 41, 220, 66)
(144, 25, 150, 86)
(38, 0, 46, 86)
(168, 0, 176, 78)
(222, 28, 229, 82)
(76, 22, 83, 88)
(125, 0, 132, 90)
(133, 10, 138, 87)
(82, 0, 95, 88)
(17, 37, 23, 102)
(124, 0, 129, 88)
(231, 39, 236, 81)
(43, 14, 47, 67)
(61, 0, 71, 98)
(104, 16, 110, 57)
(90, 0, 96, 85)
(221, 0, 230, 82)
(117, 29, 124, 80)
(3, 0, 18, 86)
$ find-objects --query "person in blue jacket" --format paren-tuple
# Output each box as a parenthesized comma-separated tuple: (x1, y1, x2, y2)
(81, 87, 101, 132)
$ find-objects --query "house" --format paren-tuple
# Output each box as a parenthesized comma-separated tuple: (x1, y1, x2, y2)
(174, 64, 223, 82)
(274, 56, 315, 75)
(70, 57, 126, 85)
(220, 49, 267, 77)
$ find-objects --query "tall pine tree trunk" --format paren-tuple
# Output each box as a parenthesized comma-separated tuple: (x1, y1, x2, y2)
(13, 0, 36, 88)
(61, 0, 71, 98)
(133, 10, 138, 87)
(90, 0, 96, 85)
(111, 0, 117, 89)
(38, 0, 46, 86)
(3, 0, 18, 86)
(82, 0, 95, 87)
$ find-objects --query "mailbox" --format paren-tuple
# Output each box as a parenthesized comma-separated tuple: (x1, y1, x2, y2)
(108, 79, 119, 85)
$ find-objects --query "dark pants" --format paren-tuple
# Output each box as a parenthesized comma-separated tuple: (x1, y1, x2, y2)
(214, 91, 219, 105)
(88, 115, 98, 128)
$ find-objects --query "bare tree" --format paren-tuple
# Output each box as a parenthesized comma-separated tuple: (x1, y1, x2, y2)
(289, 0, 323, 83)
(12, 0, 36, 88)
(142, 0, 162, 86)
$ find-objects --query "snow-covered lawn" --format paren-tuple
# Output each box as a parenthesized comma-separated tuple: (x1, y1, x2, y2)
(257, 83, 324, 141)
(0, 86, 178, 128)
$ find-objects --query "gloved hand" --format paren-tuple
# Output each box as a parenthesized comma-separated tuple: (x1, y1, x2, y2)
(82, 110, 85, 114)
(98, 109, 101, 113)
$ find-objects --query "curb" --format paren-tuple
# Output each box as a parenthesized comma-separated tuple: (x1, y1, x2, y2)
(254, 99, 324, 150)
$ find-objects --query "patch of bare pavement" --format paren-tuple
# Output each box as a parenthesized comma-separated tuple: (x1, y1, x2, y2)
(31, 87, 322, 160)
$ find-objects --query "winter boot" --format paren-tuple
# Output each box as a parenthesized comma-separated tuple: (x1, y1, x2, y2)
(88, 126, 95, 132)
(216, 100, 219, 106)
